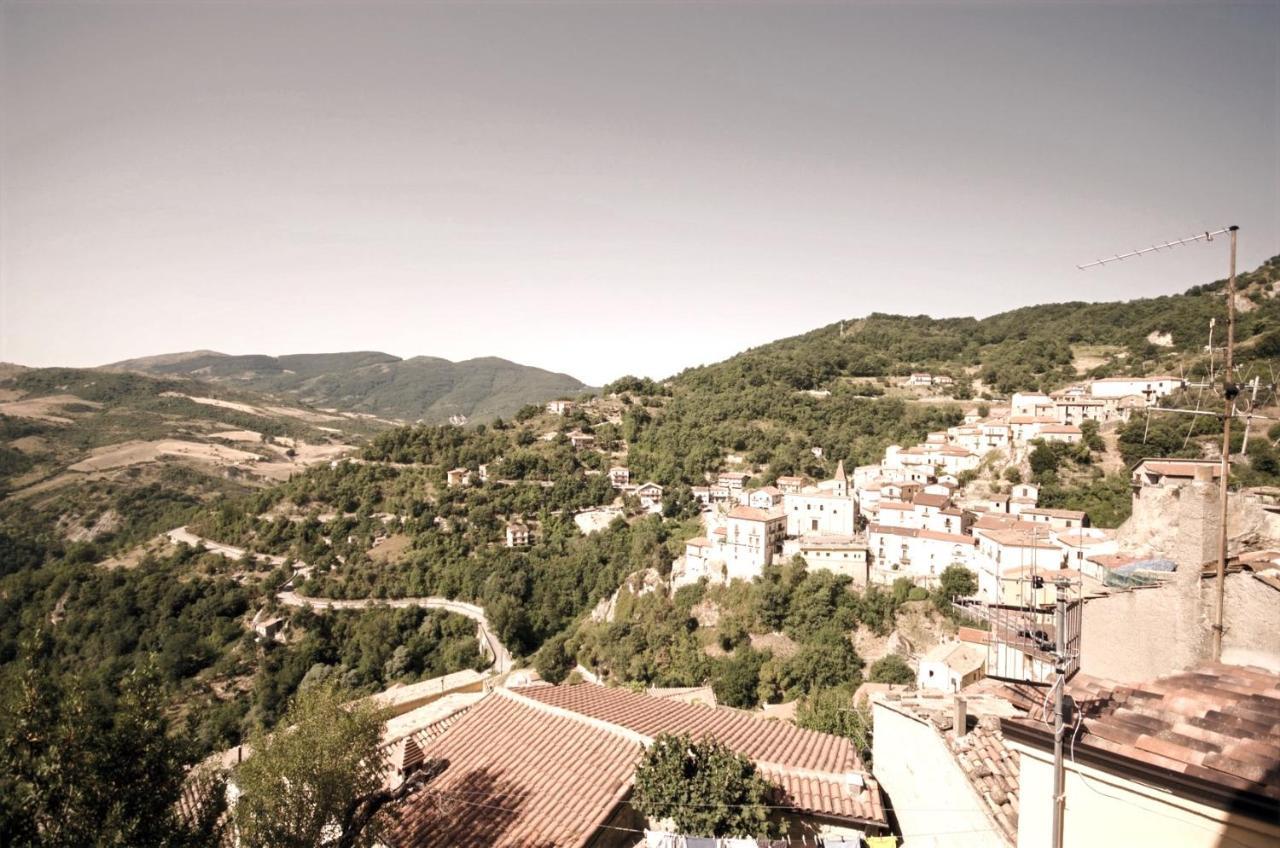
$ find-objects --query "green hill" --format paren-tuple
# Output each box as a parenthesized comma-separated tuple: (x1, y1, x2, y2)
(104, 351, 590, 424)
(673, 254, 1280, 396)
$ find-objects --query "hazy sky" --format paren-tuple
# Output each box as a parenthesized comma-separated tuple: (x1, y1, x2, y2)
(2, 1, 1277, 385)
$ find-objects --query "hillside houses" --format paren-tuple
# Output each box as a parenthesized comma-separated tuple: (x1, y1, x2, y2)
(504, 521, 531, 547)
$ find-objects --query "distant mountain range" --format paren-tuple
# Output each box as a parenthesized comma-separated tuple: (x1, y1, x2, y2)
(101, 350, 589, 424)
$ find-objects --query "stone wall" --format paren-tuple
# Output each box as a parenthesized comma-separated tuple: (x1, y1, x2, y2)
(1082, 478, 1280, 682)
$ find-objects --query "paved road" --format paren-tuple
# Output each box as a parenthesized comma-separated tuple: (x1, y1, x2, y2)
(167, 526, 513, 673)
(167, 526, 292, 567)
(277, 591, 512, 674)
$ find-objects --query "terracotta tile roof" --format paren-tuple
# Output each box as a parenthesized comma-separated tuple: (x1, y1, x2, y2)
(913, 493, 951, 509)
(973, 515, 1039, 532)
(918, 529, 977, 545)
(949, 720, 1020, 844)
(515, 684, 885, 826)
(868, 523, 917, 538)
(1022, 507, 1087, 521)
(726, 505, 785, 522)
(1087, 554, 1138, 570)
(979, 527, 1062, 550)
(391, 685, 889, 846)
(1054, 529, 1112, 548)
(388, 689, 640, 848)
(877, 500, 915, 512)
(1037, 424, 1081, 435)
(1134, 458, 1222, 479)
(1006, 663, 1280, 803)
(685, 536, 711, 548)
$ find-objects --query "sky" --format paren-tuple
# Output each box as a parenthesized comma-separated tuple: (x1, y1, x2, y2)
(2, 2, 1277, 386)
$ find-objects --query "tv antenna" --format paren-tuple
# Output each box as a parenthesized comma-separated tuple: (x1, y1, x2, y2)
(1079, 225, 1238, 663)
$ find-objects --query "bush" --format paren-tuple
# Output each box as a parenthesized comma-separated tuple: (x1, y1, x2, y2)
(868, 653, 915, 685)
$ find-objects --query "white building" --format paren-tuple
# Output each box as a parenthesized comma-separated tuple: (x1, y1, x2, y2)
(868, 524, 978, 586)
(1088, 375, 1185, 403)
(788, 535, 869, 584)
(634, 482, 664, 512)
(1036, 423, 1083, 445)
(545, 399, 575, 415)
(1011, 392, 1055, 418)
(783, 462, 857, 537)
(972, 524, 1066, 602)
(775, 475, 807, 494)
(917, 641, 986, 693)
(721, 505, 787, 580)
(505, 522, 531, 547)
(748, 486, 784, 509)
(608, 466, 630, 488)
(1020, 507, 1088, 531)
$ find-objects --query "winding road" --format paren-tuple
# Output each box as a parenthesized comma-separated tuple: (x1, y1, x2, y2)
(166, 527, 513, 673)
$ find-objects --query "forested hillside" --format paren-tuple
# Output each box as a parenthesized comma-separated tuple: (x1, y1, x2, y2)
(106, 350, 591, 424)
(673, 254, 1280, 396)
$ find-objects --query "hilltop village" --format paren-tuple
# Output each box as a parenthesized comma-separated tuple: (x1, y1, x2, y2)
(309, 372, 1279, 848)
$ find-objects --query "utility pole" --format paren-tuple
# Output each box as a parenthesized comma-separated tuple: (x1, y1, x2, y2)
(1078, 225, 1239, 661)
(1213, 225, 1239, 661)
(1051, 578, 1070, 848)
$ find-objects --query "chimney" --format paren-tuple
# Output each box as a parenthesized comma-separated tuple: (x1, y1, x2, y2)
(953, 696, 969, 737)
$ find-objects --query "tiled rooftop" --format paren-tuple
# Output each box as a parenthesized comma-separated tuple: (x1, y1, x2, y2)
(516, 684, 885, 825)
(1006, 663, 1280, 802)
(390, 685, 887, 847)
(388, 689, 639, 848)
(948, 720, 1020, 844)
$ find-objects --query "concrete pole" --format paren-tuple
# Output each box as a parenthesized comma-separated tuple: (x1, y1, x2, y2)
(1213, 226, 1239, 662)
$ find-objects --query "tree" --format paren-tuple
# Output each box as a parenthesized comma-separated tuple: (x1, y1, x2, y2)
(781, 628, 863, 698)
(795, 687, 873, 767)
(532, 632, 575, 684)
(1080, 419, 1105, 453)
(631, 734, 781, 839)
(938, 565, 978, 600)
(232, 683, 431, 848)
(1028, 443, 1060, 480)
(712, 647, 767, 708)
(0, 632, 224, 847)
(868, 653, 915, 685)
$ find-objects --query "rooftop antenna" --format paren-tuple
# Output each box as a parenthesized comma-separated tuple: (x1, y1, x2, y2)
(1079, 225, 1238, 661)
